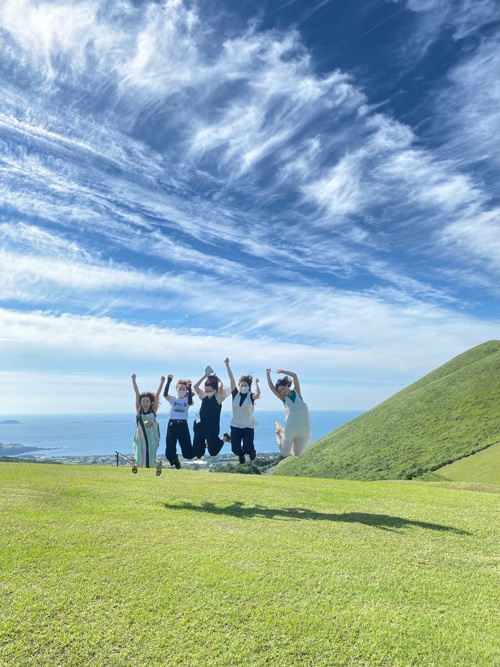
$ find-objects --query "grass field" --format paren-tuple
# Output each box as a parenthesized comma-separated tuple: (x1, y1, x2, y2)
(275, 340, 500, 480)
(1, 463, 500, 666)
(429, 441, 500, 485)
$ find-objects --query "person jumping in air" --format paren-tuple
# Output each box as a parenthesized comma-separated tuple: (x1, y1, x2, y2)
(163, 375, 195, 469)
(131, 374, 165, 475)
(192, 369, 231, 459)
(224, 357, 260, 464)
(266, 369, 311, 457)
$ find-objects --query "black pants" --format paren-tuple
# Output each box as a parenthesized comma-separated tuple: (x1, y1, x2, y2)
(165, 420, 194, 464)
(230, 426, 255, 457)
(193, 421, 224, 458)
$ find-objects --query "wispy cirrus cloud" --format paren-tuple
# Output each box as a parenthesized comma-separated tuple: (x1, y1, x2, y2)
(433, 38, 500, 175)
(388, 0, 500, 56)
(0, 0, 495, 271)
(0, 0, 499, 413)
(439, 208, 500, 271)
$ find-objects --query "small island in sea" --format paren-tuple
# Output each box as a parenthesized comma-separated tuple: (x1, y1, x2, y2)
(0, 420, 22, 424)
(0, 444, 58, 457)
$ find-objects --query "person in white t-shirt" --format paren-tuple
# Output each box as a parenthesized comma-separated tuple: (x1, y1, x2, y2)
(224, 358, 260, 464)
(163, 375, 195, 469)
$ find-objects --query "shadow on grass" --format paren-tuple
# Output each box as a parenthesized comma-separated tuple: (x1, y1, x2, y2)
(163, 501, 471, 534)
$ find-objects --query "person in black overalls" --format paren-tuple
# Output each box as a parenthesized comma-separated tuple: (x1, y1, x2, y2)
(192, 372, 231, 458)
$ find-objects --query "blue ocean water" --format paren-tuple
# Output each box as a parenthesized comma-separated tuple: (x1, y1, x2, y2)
(0, 410, 363, 458)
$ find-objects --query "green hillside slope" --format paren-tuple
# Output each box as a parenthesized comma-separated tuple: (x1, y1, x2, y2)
(430, 440, 500, 485)
(274, 340, 500, 480)
(1, 463, 499, 666)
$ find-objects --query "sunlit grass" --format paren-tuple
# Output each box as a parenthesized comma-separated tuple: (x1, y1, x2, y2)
(1, 463, 499, 666)
(428, 440, 500, 485)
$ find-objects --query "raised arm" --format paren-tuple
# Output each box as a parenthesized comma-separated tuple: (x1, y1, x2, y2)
(194, 373, 208, 398)
(132, 374, 141, 413)
(266, 369, 283, 401)
(163, 374, 173, 400)
(277, 369, 301, 396)
(154, 376, 165, 413)
(253, 377, 261, 400)
(218, 379, 226, 401)
(224, 358, 236, 392)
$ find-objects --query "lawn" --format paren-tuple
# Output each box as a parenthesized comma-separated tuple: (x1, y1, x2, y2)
(1, 463, 499, 666)
(431, 441, 500, 485)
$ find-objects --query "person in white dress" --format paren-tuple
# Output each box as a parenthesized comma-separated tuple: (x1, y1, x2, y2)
(266, 369, 311, 457)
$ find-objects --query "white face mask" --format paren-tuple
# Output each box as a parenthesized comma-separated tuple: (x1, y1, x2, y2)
(205, 391, 215, 398)
(177, 389, 187, 398)
(239, 386, 249, 394)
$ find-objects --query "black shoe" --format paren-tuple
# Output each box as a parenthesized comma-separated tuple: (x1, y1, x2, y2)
(249, 451, 256, 461)
(222, 432, 231, 443)
(238, 454, 245, 464)
(171, 458, 181, 469)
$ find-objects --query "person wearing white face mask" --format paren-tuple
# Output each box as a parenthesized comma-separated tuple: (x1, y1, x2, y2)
(224, 357, 261, 464)
(163, 374, 195, 468)
(192, 369, 231, 458)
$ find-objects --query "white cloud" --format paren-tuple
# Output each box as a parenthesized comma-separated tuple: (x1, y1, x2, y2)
(435, 39, 500, 172)
(301, 112, 484, 231)
(302, 153, 365, 218)
(0, 303, 498, 412)
(389, 0, 500, 55)
(0, 0, 102, 78)
(0, 222, 90, 259)
(0, 0, 499, 417)
(0, 0, 496, 292)
(440, 208, 500, 270)
(1, 284, 498, 371)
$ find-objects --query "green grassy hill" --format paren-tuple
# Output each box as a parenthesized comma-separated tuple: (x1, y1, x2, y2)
(274, 340, 500, 481)
(427, 440, 500, 485)
(1, 463, 499, 666)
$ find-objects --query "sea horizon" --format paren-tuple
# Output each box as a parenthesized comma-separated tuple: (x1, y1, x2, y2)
(0, 410, 364, 458)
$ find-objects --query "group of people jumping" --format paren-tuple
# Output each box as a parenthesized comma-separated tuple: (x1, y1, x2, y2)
(131, 358, 311, 475)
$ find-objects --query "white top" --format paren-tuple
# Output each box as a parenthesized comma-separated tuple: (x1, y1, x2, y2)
(283, 390, 311, 440)
(230, 390, 258, 429)
(198, 386, 231, 404)
(216, 386, 231, 404)
(167, 395, 191, 420)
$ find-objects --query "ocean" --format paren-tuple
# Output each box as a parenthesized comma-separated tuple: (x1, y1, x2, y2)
(0, 410, 363, 458)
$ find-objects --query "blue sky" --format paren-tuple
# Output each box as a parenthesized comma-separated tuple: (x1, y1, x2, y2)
(0, 0, 499, 413)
